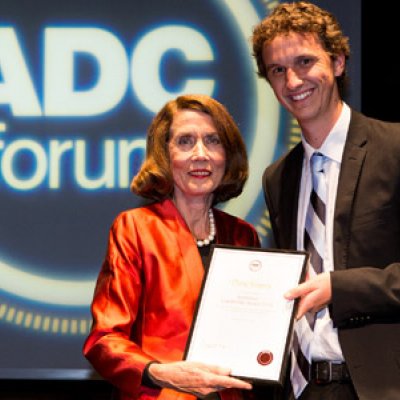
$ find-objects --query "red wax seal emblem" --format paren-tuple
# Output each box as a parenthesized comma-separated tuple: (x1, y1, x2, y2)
(257, 351, 273, 366)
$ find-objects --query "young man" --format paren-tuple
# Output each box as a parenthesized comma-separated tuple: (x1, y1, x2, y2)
(252, 2, 400, 400)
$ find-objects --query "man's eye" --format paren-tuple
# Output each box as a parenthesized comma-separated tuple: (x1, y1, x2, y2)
(299, 57, 314, 67)
(273, 66, 285, 75)
(268, 66, 285, 79)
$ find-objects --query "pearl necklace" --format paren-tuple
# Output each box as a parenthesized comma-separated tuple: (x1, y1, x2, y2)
(196, 209, 216, 247)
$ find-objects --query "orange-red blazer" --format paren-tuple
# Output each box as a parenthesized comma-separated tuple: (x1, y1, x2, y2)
(83, 198, 261, 400)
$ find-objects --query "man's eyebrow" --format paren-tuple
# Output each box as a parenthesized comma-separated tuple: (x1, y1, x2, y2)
(265, 63, 282, 74)
(265, 63, 279, 70)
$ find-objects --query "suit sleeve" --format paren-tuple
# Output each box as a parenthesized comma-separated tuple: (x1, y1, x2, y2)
(330, 263, 400, 328)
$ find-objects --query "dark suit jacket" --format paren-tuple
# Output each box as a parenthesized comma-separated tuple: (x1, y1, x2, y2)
(263, 110, 400, 400)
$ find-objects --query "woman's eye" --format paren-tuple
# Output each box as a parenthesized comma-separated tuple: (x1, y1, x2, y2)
(177, 135, 195, 146)
(204, 134, 221, 145)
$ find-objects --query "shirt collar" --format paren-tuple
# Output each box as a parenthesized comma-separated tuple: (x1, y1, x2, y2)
(302, 102, 351, 165)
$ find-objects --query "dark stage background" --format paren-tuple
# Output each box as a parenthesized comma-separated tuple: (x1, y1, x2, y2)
(362, 2, 399, 122)
(0, 1, 396, 399)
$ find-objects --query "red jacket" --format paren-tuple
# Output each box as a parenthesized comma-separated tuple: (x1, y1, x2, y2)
(83, 198, 260, 400)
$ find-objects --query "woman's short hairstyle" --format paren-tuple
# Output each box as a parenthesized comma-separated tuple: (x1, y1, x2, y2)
(252, 1, 350, 98)
(131, 94, 248, 205)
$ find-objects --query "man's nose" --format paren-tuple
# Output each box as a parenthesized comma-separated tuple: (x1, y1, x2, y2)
(286, 68, 303, 89)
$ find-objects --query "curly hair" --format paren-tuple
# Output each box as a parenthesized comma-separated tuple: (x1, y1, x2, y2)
(252, 1, 350, 97)
(131, 94, 248, 205)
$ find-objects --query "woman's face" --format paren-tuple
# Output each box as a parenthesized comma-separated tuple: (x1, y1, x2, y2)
(168, 109, 226, 206)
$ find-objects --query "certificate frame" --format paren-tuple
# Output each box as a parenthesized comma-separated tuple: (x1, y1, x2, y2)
(184, 245, 308, 386)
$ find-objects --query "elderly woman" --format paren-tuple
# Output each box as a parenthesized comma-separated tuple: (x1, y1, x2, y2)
(83, 94, 260, 400)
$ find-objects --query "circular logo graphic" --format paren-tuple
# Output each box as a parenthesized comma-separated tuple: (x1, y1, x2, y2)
(0, 0, 297, 343)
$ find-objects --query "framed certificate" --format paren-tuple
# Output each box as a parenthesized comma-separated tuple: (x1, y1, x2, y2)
(184, 245, 308, 386)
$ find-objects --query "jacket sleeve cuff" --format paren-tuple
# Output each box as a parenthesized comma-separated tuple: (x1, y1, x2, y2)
(141, 361, 161, 389)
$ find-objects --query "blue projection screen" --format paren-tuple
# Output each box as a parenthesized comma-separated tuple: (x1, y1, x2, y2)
(0, 0, 360, 379)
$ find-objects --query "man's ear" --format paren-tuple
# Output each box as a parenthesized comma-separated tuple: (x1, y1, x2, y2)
(333, 53, 346, 77)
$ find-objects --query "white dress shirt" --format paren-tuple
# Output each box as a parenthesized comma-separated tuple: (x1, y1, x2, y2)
(296, 102, 351, 362)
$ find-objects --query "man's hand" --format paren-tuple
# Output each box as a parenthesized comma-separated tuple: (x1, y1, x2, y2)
(148, 361, 252, 398)
(284, 272, 332, 319)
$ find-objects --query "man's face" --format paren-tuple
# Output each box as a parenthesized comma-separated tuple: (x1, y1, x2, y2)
(262, 32, 344, 128)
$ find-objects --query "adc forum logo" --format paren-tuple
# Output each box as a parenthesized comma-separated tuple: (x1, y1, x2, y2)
(0, 0, 292, 336)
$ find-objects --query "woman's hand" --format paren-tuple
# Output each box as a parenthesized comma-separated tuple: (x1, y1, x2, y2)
(284, 272, 332, 319)
(148, 361, 252, 398)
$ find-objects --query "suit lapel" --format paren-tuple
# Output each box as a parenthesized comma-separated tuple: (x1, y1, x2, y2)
(333, 111, 368, 270)
(153, 199, 204, 301)
(282, 144, 304, 249)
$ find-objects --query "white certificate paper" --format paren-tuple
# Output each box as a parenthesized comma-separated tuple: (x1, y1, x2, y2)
(185, 245, 307, 385)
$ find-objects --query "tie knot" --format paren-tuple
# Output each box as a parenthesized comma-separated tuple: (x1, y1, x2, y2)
(311, 152, 325, 174)
(310, 152, 327, 196)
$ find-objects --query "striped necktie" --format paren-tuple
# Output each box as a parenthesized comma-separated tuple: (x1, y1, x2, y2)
(291, 152, 327, 398)
(305, 152, 326, 276)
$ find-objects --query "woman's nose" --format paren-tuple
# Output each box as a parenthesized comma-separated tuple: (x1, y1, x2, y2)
(192, 140, 208, 158)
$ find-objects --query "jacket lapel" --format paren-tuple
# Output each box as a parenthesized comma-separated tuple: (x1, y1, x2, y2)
(281, 144, 304, 249)
(333, 111, 368, 270)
